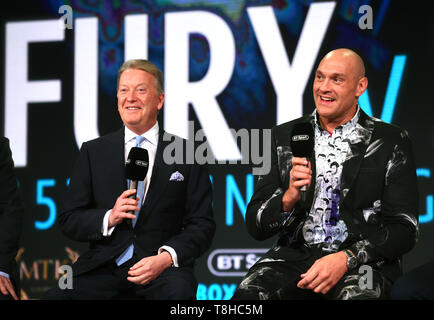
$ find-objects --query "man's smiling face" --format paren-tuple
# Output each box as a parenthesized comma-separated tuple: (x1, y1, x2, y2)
(117, 68, 164, 135)
(313, 49, 367, 127)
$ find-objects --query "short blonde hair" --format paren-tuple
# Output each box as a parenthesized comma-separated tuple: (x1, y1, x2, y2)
(117, 59, 163, 94)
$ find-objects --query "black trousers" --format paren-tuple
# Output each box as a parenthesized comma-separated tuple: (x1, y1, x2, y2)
(390, 260, 434, 300)
(44, 254, 197, 300)
(232, 245, 392, 300)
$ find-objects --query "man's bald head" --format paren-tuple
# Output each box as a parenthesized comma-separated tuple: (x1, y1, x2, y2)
(320, 48, 366, 81)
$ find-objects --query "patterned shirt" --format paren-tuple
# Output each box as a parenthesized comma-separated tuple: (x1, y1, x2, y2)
(302, 107, 360, 252)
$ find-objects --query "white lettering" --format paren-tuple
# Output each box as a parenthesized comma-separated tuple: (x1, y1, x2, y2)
(125, 14, 148, 60)
(5, 20, 63, 167)
(247, 2, 336, 124)
(164, 11, 241, 161)
(74, 17, 99, 149)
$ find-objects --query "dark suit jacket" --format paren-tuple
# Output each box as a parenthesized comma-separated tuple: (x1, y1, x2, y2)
(0, 137, 24, 281)
(59, 126, 215, 276)
(245, 110, 419, 282)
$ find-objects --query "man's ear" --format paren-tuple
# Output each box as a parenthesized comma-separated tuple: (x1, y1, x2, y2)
(356, 77, 368, 98)
(157, 92, 165, 111)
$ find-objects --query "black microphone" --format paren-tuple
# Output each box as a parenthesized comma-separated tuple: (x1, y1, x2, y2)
(125, 147, 149, 220)
(290, 122, 314, 202)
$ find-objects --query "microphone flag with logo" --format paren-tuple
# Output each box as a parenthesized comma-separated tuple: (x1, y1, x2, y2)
(125, 146, 149, 202)
(290, 122, 314, 202)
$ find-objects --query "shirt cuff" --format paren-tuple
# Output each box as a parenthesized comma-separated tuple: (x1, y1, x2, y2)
(102, 209, 115, 236)
(0, 271, 10, 279)
(158, 246, 179, 267)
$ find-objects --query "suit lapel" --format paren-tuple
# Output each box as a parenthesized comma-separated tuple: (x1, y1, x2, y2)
(305, 147, 317, 210)
(304, 116, 317, 210)
(340, 110, 375, 204)
(104, 127, 127, 196)
(139, 128, 173, 222)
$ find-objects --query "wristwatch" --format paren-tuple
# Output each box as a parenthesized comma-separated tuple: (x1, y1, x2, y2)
(344, 250, 359, 270)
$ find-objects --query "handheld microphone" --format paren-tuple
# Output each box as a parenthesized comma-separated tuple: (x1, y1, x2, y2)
(290, 122, 314, 202)
(125, 147, 149, 219)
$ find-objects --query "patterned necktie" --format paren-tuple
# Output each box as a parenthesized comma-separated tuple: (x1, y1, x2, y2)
(116, 135, 147, 266)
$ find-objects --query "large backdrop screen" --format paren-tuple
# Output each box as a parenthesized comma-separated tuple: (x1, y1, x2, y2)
(1, 0, 433, 299)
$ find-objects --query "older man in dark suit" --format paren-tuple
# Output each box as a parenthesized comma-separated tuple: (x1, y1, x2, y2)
(0, 137, 24, 300)
(46, 59, 215, 299)
(232, 49, 419, 300)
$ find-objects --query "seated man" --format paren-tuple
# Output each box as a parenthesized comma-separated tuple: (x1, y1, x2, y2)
(232, 49, 419, 300)
(46, 59, 215, 299)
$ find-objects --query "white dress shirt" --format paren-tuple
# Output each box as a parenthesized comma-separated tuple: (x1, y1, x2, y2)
(101, 122, 178, 267)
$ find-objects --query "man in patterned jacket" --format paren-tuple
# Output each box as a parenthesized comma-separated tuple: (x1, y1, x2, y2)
(232, 48, 419, 300)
